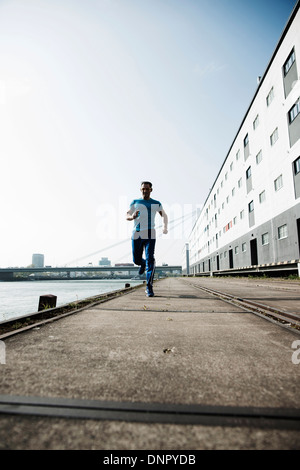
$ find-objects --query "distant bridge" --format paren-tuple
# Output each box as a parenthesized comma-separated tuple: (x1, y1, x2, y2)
(0, 265, 182, 281)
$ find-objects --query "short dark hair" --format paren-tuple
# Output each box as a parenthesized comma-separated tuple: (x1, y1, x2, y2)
(141, 181, 152, 188)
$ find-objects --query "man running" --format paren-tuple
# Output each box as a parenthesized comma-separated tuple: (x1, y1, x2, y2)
(126, 181, 168, 297)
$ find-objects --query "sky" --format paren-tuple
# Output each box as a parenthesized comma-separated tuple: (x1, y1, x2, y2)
(0, 0, 298, 268)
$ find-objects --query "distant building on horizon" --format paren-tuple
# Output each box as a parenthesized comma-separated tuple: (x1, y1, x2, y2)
(32, 253, 44, 268)
(99, 257, 111, 266)
(183, 2, 300, 274)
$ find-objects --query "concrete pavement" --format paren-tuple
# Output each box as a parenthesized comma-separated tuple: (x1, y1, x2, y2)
(0, 277, 299, 450)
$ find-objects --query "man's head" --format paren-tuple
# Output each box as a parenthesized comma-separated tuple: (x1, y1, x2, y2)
(140, 181, 152, 200)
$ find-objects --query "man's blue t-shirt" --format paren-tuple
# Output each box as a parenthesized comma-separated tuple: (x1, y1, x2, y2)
(129, 198, 163, 235)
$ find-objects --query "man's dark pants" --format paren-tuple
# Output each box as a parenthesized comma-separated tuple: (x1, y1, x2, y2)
(132, 231, 156, 290)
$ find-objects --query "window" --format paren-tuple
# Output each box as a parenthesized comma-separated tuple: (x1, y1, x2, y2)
(293, 157, 300, 199)
(246, 166, 253, 193)
(288, 98, 300, 124)
(238, 177, 242, 188)
(259, 190, 266, 203)
(236, 150, 240, 161)
(240, 209, 244, 219)
(284, 49, 295, 76)
(294, 157, 300, 174)
(274, 174, 283, 191)
(266, 87, 274, 106)
(242, 242, 246, 252)
(256, 150, 263, 164)
(234, 246, 239, 255)
(224, 221, 232, 232)
(270, 127, 279, 146)
(253, 114, 259, 130)
(283, 48, 298, 98)
(262, 233, 269, 245)
(278, 224, 288, 240)
(244, 132, 250, 160)
(248, 201, 255, 227)
(288, 99, 300, 147)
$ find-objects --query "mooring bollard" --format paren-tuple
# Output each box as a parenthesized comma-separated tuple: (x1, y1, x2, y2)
(0, 341, 6, 365)
(38, 294, 57, 311)
(125, 283, 130, 288)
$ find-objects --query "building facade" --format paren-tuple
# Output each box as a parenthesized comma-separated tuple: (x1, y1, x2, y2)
(184, 2, 300, 274)
(32, 253, 44, 268)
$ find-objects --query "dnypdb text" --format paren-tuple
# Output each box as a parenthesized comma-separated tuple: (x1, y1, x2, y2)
(103, 454, 196, 467)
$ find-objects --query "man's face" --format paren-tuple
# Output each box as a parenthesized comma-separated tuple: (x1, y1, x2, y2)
(141, 183, 152, 200)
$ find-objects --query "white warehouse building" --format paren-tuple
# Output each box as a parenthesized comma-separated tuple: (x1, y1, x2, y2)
(184, 1, 300, 275)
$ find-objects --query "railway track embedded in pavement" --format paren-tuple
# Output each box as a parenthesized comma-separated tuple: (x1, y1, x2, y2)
(183, 279, 300, 333)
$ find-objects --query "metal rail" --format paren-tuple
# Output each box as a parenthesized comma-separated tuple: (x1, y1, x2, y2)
(184, 280, 300, 332)
(0, 394, 299, 429)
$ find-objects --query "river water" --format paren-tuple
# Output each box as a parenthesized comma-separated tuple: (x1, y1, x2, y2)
(0, 279, 143, 323)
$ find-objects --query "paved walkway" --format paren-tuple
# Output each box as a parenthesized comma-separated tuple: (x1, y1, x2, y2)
(0, 277, 299, 450)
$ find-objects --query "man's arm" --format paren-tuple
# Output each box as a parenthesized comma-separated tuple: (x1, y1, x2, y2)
(159, 209, 168, 234)
(126, 209, 139, 221)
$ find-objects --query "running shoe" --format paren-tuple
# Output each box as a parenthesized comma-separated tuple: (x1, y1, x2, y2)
(145, 287, 154, 297)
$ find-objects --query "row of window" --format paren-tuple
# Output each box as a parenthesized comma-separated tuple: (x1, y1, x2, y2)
(222, 171, 284, 232)
(202, 170, 282, 239)
(193, 156, 300, 257)
(242, 50, 297, 166)
(205, 99, 298, 225)
(192, 219, 289, 263)
(205, 46, 298, 219)
(200, 155, 299, 244)
(204, 151, 264, 229)
(216, 224, 288, 262)
(211, 152, 299, 236)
